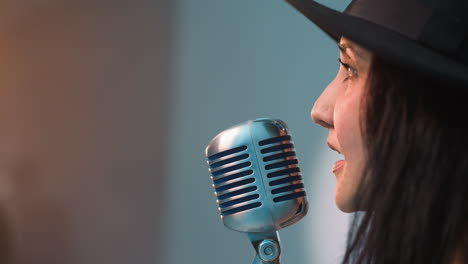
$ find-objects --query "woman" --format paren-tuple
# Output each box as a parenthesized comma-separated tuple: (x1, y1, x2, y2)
(286, 0, 468, 263)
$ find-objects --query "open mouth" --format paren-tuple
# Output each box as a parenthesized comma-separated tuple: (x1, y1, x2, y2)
(332, 159, 345, 173)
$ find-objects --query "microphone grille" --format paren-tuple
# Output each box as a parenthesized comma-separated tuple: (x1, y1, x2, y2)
(205, 118, 308, 232)
(259, 135, 306, 203)
(207, 145, 262, 216)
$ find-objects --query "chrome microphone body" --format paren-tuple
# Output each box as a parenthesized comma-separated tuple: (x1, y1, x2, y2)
(205, 118, 308, 264)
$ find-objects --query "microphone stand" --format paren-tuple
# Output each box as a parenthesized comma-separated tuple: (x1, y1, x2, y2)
(248, 231, 281, 264)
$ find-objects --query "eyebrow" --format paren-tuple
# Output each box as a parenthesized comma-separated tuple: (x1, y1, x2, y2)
(337, 43, 348, 52)
(338, 42, 362, 60)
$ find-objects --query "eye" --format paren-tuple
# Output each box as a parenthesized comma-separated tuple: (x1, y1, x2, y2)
(338, 58, 357, 81)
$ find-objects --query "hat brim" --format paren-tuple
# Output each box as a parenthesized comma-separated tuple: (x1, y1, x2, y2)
(286, 0, 468, 84)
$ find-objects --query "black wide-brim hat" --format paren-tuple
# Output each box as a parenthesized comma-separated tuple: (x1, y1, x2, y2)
(286, 0, 468, 84)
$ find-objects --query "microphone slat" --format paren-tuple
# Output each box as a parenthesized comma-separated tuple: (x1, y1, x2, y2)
(267, 167, 301, 178)
(210, 153, 249, 169)
(264, 159, 298, 170)
(269, 175, 303, 186)
(219, 194, 260, 208)
(273, 191, 306, 203)
(271, 183, 304, 195)
(217, 186, 258, 200)
(215, 178, 255, 193)
(211, 161, 252, 177)
(260, 143, 294, 154)
(207, 145, 247, 161)
(258, 135, 291, 146)
(213, 169, 254, 185)
(262, 151, 296, 162)
(221, 202, 262, 216)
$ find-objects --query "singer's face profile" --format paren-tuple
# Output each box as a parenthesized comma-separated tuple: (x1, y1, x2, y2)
(311, 37, 372, 213)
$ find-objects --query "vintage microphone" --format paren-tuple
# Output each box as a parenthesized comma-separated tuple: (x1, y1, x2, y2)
(205, 118, 308, 264)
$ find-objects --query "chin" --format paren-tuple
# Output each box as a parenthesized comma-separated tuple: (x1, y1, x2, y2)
(335, 196, 357, 213)
(334, 165, 364, 213)
(335, 186, 359, 213)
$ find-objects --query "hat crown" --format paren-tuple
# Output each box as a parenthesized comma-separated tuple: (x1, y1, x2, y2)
(346, 0, 468, 65)
(285, 0, 468, 83)
(421, 0, 468, 15)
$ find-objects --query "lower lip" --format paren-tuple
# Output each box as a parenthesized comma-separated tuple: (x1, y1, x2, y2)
(332, 160, 345, 173)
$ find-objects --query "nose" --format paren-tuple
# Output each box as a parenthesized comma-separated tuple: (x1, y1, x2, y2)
(311, 78, 340, 129)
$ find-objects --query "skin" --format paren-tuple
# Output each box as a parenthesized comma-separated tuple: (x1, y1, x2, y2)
(311, 37, 372, 213)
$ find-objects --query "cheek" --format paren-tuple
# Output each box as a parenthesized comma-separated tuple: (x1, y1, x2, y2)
(333, 90, 367, 212)
(334, 88, 366, 176)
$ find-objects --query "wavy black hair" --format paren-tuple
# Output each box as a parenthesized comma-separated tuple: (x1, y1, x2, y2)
(342, 55, 468, 264)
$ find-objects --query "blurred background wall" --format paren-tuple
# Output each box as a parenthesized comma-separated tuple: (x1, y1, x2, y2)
(0, 0, 351, 263)
(164, 0, 351, 263)
(0, 0, 173, 263)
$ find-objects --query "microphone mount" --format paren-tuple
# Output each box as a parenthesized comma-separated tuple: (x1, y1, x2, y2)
(248, 231, 281, 264)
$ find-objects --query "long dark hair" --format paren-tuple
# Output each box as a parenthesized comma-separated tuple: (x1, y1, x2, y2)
(342, 55, 468, 264)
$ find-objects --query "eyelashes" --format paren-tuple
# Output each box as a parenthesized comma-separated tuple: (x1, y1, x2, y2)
(338, 58, 357, 81)
(338, 58, 351, 70)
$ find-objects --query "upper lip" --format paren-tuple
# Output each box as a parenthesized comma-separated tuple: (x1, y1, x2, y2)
(327, 142, 341, 154)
